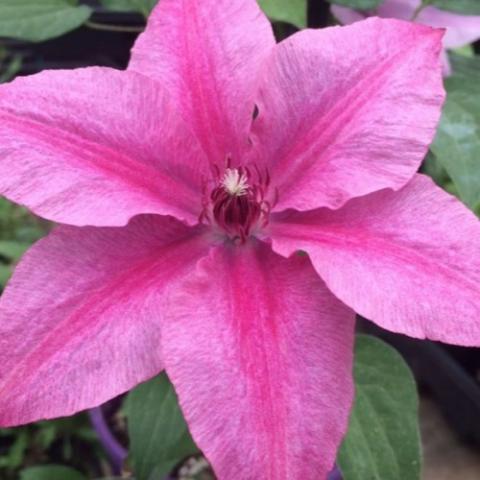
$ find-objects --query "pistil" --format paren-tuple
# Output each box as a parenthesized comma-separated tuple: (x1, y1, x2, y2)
(201, 164, 275, 243)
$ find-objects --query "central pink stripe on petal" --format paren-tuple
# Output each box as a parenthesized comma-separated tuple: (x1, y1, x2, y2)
(0, 68, 208, 227)
(129, 0, 275, 163)
(0, 216, 212, 426)
(161, 240, 355, 480)
(268, 175, 480, 346)
(248, 18, 444, 212)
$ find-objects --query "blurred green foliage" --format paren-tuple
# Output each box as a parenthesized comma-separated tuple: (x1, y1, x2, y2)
(431, 54, 480, 213)
(20, 465, 86, 480)
(258, 0, 307, 28)
(0, 46, 21, 84)
(101, 0, 307, 27)
(430, 0, 480, 15)
(0, 198, 48, 290)
(126, 373, 199, 480)
(0, 416, 102, 480)
(0, 0, 92, 42)
(100, 0, 157, 17)
(338, 336, 421, 480)
(327, 0, 382, 9)
(0, 0, 307, 42)
(328, 0, 480, 14)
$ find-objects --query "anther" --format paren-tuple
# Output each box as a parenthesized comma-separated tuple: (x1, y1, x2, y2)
(200, 165, 275, 243)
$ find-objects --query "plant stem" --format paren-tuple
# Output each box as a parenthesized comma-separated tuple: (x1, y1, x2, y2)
(89, 406, 128, 475)
(85, 21, 144, 34)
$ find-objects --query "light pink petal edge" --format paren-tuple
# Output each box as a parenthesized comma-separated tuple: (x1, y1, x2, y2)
(418, 6, 480, 48)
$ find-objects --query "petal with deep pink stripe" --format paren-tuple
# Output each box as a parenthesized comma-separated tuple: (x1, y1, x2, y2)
(129, 0, 275, 162)
(161, 240, 355, 480)
(268, 175, 480, 345)
(0, 68, 207, 227)
(0, 216, 211, 426)
(249, 18, 444, 212)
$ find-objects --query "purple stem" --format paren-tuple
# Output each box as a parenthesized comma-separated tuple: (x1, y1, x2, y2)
(327, 465, 343, 480)
(89, 406, 128, 475)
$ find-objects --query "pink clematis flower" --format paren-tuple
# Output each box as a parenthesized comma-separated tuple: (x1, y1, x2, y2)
(331, 0, 480, 75)
(0, 0, 479, 478)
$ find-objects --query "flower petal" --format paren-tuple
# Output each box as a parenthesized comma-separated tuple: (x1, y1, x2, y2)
(331, 1, 480, 72)
(268, 175, 480, 346)
(331, 5, 368, 24)
(378, 0, 419, 20)
(161, 241, 355, 480)
(332, 1, 422, 24)
(0, 67, 208, 226)
(129, 0, 275, 162)
(249, 18, 444, 212)
(418, 7, 480, 49)
(0, 216, 211, 426)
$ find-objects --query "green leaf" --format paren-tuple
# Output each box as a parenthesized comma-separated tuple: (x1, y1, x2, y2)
(0, 241, 30, 261)
(103, 0, 307, 24)
(431, 54, 480, 211)
(0, 0, 92, 42)
(0, 54, 22, 84)
(101, 0, 157, 17)
(338, 335, 421, 480)
(1, 429, 29, 470)
(430, 0, 480, 15)
(452, 44, 475, 59)
(328, 0, 382, 10)
(20, 465, 86, 480)
(126, 373, 199, 480)
(0, 264, 11, 287)
(100, 0, 135, 12)
(129, 0, 157, 17)
(258, 0, 307, 28)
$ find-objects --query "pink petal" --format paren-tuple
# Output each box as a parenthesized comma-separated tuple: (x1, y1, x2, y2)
(268, 175, 480, 346)
(331, 0, 420, 23)
(441, 49, 452, 76)
(249, 18, 445, 213)
(0, 68, 208, 227)
(331, 5, 368, 24)
(378, 0, 419, 20)
(0, 216, 211, 426)
(161, 241, 355, 480)
(129, 0, 275, 163)
(418, 7, 480, 48)
(332, 1, 480, 64)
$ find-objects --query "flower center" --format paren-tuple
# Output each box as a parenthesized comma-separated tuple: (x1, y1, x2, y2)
(222, 168, 249, 196)
(201, 165, 275, 243)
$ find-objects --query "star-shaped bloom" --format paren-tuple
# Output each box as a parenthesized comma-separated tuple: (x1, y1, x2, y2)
(331, 0, 480, 74)
(0, 1, 478, 479)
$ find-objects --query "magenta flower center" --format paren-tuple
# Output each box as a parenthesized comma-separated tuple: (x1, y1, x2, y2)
(201, 164, 276, 243)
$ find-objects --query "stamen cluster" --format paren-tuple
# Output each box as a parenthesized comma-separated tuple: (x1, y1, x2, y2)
(201, 162, 276, 243)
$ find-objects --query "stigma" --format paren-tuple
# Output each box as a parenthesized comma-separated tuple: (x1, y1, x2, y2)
(201, 165, 276, 243)
(222, 168, 249, 196)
